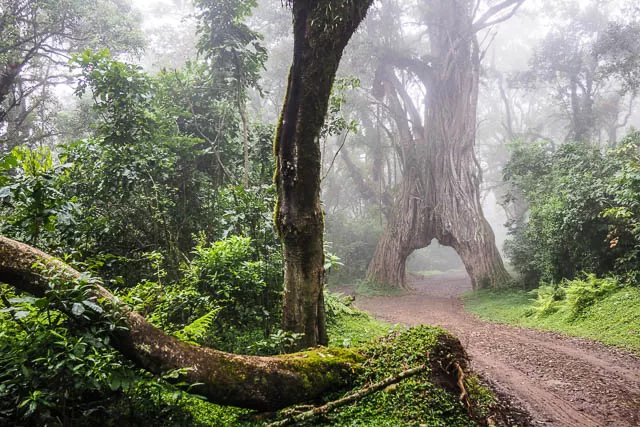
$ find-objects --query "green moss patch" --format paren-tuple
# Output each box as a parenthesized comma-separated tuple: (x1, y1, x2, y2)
(272, 326, 501, 426)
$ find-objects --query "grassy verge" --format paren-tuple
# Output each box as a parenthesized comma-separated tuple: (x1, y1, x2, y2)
(326, 299, 398, 347)
(463, 281, 640, 352)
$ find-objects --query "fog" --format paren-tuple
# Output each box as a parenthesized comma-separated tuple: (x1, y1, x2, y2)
(4, 0, 640, 277)
(128, 0, 640, 275)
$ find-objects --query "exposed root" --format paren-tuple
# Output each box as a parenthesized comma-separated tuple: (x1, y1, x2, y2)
(454, 361, 472, 411)
(267, 364, 429, 427)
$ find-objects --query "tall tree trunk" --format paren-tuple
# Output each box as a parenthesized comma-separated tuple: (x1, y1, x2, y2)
(275, 0, 372, 349)
(367, 0, 511, 290)
(239, 96, 250, 188)
(366, 166, 430, 289)
(0, 236, 361, 411)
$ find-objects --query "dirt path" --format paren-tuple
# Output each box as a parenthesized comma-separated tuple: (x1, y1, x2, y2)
(353, 273, 640, 426)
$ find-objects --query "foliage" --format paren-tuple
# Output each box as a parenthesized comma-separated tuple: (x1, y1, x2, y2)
(502, 139, 625, 287)
(5, 51, 280, 285)
(0, 146, 78, 247)
(324, 210, 383, 284)
(531, 274, 620, 320)
(521, 3, 636, 144)
(600, 131, 640, 280)
(320, 76, 361, 143)
(596, 21, 640, 95)
(325, 291, 395, 348)
(0, 272, 134, 424)
(155, 61, 246, 186)
(124, 235, 283, 354)
(50, 51, 221, 282)
(194, 0, 267, 92)
(184, 236, 281, 346)
(0, 0, 144, 149)
(463, 277, 640, 351)
(173, 308, 222, 345)
(247, 329, 305, 355)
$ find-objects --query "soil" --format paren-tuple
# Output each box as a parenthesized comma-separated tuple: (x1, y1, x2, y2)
(351, 273, 640, 427)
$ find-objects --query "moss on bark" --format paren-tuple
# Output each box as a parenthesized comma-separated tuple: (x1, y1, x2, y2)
(274, 0, 373, 349)
(0, 236, 361, 411)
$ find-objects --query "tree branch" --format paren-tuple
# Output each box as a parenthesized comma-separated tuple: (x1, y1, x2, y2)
(472, 0, 525, 32)
(267, 364, 429, 427)
(0, 236, 362, 411)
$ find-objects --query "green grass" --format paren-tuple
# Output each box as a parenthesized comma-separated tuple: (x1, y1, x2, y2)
(327, 308, 398, 347)
(463, 285, 640, 352)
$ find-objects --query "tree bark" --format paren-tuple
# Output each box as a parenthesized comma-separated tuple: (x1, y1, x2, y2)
(0, 236, 362, 411)
(366, 166, 430, 289)
(275, 0, 372, 349)
(367, 0, 512, 290)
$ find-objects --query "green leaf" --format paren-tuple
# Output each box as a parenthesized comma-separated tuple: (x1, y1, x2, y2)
(14, 310, 30, 319)
(71, 302, 86, 316)
(82, 300, 104, 313)
(0, 186, 11, 199)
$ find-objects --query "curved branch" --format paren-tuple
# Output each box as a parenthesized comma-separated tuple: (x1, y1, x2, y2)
(0, 236, 361, 411)
(472, 0, 525, 32)
(340, 147, 393, 217)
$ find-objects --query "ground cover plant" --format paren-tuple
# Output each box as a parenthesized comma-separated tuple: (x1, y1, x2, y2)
(463, 276, 640, 352)
(0, 267, 505, 426)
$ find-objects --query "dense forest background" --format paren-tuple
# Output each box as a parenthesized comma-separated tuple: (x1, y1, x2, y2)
(1, 0, 640, 424)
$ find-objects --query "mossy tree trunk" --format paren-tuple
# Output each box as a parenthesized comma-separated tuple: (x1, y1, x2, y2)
(366, 0, 522, 290)
(275, 0, 372, 349)
(0, 236, 362, 411)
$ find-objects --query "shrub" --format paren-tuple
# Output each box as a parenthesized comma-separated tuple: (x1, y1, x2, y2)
(502, 139, 626, 287)
(0, 274, 135, 424)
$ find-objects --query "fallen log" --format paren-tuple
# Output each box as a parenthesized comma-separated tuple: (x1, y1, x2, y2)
(0, 236, 362, 411)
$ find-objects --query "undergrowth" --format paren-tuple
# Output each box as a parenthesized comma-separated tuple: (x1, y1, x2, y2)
(463, 275, 640, 351)
(173, 310, 498, 426)
(0, 283, 497, 426)
(325, 291, 396, 347)
(274, 326, 495, 427)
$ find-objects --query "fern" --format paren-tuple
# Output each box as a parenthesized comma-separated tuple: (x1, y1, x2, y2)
(174, 308, 221, 345)
(324, 291, 355, 317)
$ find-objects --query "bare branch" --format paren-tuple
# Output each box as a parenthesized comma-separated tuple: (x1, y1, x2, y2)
(472, 0, 526, 32)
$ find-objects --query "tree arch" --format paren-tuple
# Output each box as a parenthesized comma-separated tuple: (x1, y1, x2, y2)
(366, 0, 523, 290)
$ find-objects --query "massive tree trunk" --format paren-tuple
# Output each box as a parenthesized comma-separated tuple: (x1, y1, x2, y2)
(366, 166, 430, 289)
(0, 236, 361, 411)
(275, 0, 372, 349)
(367, 0, 518, 290)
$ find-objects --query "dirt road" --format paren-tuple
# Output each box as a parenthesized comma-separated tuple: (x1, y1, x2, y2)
(353, 273, 640, 426)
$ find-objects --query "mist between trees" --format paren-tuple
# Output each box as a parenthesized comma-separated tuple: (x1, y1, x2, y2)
(1, 0, 640, 424)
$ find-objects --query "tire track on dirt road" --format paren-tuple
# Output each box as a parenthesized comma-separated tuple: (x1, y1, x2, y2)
(353, 273, 640, 426)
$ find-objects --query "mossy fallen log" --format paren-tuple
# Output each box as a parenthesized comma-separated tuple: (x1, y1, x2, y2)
(0, 236, 362, 411)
